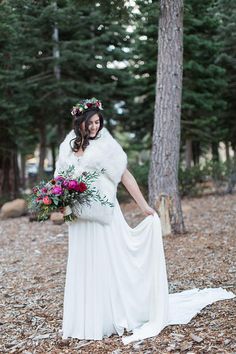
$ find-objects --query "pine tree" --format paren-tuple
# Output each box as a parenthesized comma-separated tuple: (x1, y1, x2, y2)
(123, 0, 159, 143)
(182, 0, 228, 166)
(148, 0, 185, 234)
(0, 0, 132, 190)
(216, 0, 236, 191)
(0, 1, 30, 198)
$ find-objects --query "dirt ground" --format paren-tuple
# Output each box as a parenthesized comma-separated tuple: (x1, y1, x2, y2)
(1, 193, 235, 353)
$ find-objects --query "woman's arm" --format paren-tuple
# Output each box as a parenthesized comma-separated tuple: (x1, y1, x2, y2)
(121, 168, 155, 216)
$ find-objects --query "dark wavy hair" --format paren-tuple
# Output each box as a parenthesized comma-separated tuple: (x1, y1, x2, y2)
(70, 108, 104, 152)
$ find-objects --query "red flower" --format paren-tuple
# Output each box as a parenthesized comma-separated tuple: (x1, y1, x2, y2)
(32, 187, 38, 194)
(77, 182, 87, 193)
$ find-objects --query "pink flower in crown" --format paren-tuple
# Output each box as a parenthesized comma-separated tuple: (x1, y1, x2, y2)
(71, 107, 77, 116)
(71, 98, 103, 118)
(97, 100, 103, 109)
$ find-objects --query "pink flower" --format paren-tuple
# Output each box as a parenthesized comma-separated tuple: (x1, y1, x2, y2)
(52, 186, 63, 195)
(68, 180, 79, 190)
(43, 196, 52, 205)
(55, 176, 65, 182)
(41, 187, 48, 193)
(62, 180, 69, 188)
(32, 187, 38, 194)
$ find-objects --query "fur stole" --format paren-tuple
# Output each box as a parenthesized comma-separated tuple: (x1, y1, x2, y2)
(54, 127, 128, 224)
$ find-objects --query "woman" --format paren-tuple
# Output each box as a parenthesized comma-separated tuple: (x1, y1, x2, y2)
(54, 98, 235, 345)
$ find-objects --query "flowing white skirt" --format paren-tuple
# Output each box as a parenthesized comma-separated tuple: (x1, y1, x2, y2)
(62, 199, 235, 345)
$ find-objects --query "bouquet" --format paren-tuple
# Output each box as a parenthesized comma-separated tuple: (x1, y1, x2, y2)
(28, 165, 114, 222)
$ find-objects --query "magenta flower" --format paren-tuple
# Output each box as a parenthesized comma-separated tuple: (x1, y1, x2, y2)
(62, 180, 69, 188)
(41, 187, 48, 193)
(68, 180, 79, 190)
(55, 176, 65, 182)
(52, 186, 63, 195)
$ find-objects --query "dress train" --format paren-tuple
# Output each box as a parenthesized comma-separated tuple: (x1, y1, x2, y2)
(62, 199, 235, 345)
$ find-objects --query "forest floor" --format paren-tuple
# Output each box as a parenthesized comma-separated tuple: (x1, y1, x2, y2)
(1, 193, 236, 354)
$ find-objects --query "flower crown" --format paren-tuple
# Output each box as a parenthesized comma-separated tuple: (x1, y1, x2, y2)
(71, 97, 103, 117)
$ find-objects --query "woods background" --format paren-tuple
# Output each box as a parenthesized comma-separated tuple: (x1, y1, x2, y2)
(0, 0, 235, 214)
(1, 1, 236, 352)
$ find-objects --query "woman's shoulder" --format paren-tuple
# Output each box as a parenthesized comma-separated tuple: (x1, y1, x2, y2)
(58, 129, 75, 157)
(100, 126, 120, 144)
(61, 129, 75, 146)
(65, 129, 76, 141)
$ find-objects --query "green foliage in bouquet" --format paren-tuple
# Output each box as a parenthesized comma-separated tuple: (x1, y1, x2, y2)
(28, 166, 114, 222)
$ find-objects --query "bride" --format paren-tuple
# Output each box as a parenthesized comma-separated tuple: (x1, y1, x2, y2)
(54, 98, 235, 345)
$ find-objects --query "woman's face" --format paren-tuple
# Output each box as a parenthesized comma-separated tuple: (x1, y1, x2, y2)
(80, 113, 100, 138)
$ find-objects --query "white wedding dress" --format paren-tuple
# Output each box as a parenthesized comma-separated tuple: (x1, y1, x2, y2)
(61, 198, 235, 345)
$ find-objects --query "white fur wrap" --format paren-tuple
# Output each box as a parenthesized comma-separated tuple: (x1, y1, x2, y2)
(54, 127, 127, 224)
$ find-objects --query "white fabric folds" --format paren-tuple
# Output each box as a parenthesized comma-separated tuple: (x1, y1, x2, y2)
(61, 199, 235, 345)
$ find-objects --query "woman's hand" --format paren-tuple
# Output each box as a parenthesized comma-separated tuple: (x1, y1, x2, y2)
(121, 169, 156, 217)
(141, 205, 156, 216)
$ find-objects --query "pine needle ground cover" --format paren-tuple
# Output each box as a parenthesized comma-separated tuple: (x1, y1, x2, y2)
(1, 193, 235, 353)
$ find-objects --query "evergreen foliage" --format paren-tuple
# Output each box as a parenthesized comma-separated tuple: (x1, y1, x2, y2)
(0, 0, 235, 197)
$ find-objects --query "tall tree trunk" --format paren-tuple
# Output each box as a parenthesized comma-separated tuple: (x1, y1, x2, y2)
(38, 122, 46, 180)
(227, 144, 236, 193)
(192, 140, 200, 165)
(0, 146, 19, 200)
(52, 1, 65, 142)
(225, 140, 230, 164)
(148, 0, 185, 235)
(211, 141, 219, 162)
(185, 138, 193, 168)
(20, 153, 26, 190)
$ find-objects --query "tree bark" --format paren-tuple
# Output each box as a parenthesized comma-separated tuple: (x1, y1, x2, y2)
(20, 153, 26, 190)
(227, 144, 236, 193)
(51, 143, 56, 173)
(192, 140, 200, 165)
(0, 146, 19, 200)
(185, 138, 193, 168)
(38, 122, 46, 181)
(148, 0, 185, 234)
(225, 140, 230, 164)
(211, 142, 219, 162)
(52, 1, 65, 142)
